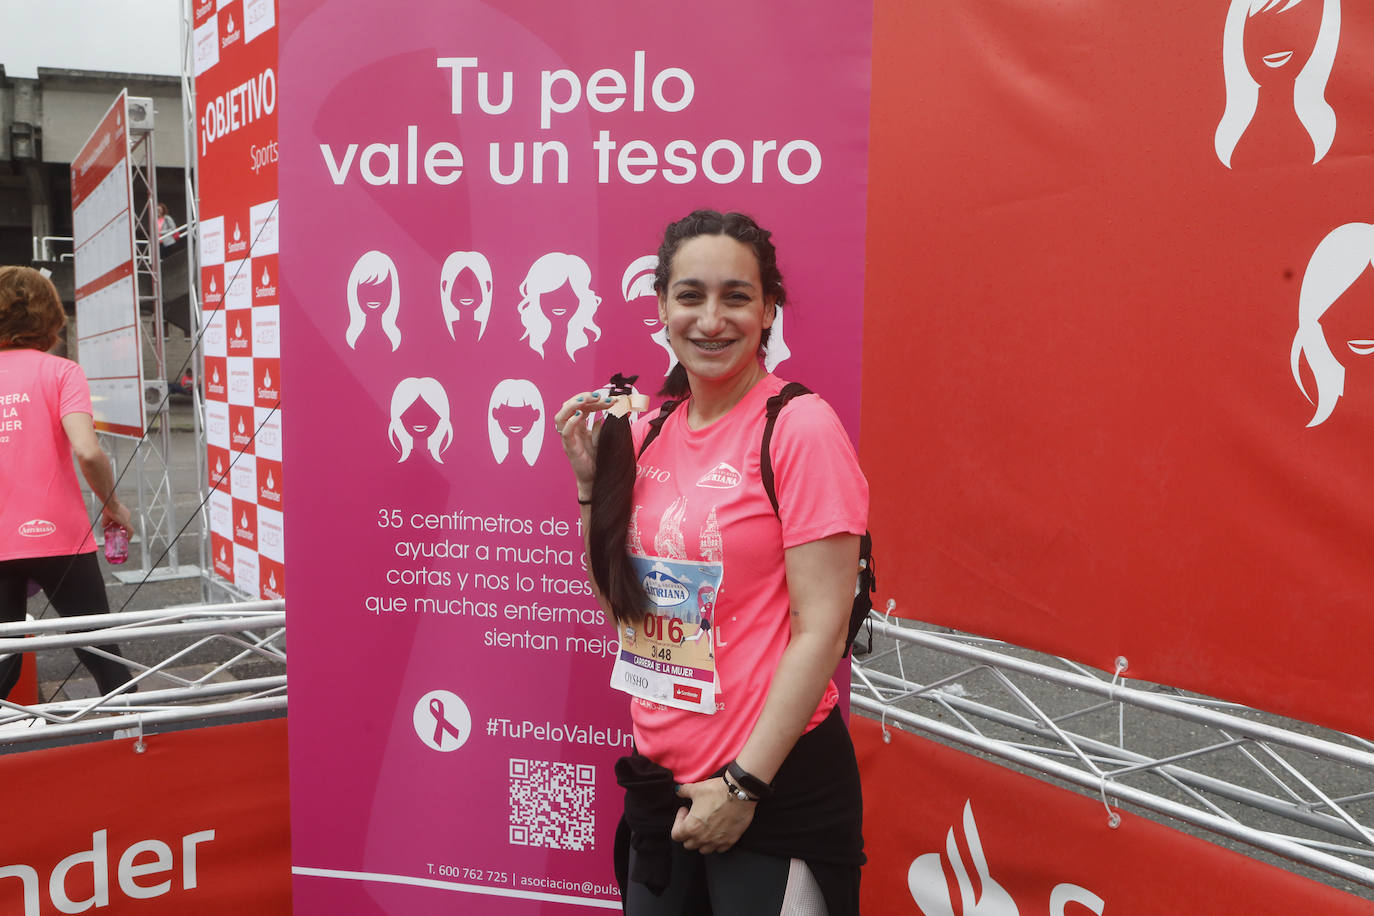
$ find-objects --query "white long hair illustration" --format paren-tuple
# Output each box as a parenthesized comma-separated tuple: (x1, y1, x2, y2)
(487, 379, 546, 466)
(346, 250, 401, 350)
(517, 252, 602, 360)
(388, 377, 453, 462)
(622, 254, 676, 372)
(1290, 222, 1374, 427)
(439, 250, 493, 341)
(1215, 0, 1340, 168)
(763, 306, 791, 372)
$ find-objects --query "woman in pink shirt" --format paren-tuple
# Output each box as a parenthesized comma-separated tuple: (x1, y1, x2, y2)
(0, 266, 134, 699)
(557, 211, 867, 915)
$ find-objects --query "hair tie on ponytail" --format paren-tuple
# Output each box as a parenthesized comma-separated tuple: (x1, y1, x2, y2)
(588, 371, 648, 624)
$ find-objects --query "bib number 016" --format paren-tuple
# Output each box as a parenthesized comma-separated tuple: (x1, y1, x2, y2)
(641, 614, 684, 643)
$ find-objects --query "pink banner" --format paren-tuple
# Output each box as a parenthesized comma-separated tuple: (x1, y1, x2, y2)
(279, 1, 871, 910)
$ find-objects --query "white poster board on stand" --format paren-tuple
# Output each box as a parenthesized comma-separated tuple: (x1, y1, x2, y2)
(72, 90, 145, 439)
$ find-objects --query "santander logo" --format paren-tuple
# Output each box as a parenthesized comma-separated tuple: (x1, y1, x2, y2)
(0, 827, 215, 914)
(909, 801, 1104, 916)
(18, 519, 56, 538)
(695, 462, 741, 489)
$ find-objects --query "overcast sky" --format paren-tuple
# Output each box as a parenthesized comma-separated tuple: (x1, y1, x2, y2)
(0, 0, 182, 79)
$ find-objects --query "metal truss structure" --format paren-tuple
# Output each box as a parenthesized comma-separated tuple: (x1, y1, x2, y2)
(0, 601, 285, 749)
(851, 614, 1374, 894)
(5, 596, 1371, 896)
(113, 113, 199, 584)
(178, 0, 221, 603)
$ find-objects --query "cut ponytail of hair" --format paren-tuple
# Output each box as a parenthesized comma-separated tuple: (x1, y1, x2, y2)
(588, 410, 647, 625)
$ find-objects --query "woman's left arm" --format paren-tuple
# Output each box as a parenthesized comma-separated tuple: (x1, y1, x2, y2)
(63, 411, 132, 530)
(671, 532, 859, 853)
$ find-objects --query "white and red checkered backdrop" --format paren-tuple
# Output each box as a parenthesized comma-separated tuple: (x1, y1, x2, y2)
(193, 0, 283, 601)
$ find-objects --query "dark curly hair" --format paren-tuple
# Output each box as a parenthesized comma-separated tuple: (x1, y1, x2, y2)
(0, 266, 65, 351)
(652, 209, 786, 397)
(587, 210, 786, 624)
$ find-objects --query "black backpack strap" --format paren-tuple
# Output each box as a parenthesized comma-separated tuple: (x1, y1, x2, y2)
(640, 382, 812, 512)
(759, 382, 876, 658)
(760, 383, 813, 515)
(636, 398, 682, 459)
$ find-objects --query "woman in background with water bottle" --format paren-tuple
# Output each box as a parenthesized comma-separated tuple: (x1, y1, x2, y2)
(0, 266, 134, 699)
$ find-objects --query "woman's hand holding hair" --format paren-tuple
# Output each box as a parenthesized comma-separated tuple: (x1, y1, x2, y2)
(554, 391, 611, 498)
(671, 778, 755, 854)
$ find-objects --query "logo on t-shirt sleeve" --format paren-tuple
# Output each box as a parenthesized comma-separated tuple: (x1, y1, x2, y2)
(695, 462, 741, 489)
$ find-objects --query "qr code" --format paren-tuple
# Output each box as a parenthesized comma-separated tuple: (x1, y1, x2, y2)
(508, 759, 596, 851)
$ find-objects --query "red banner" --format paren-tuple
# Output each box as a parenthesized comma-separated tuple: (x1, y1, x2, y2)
(854, 717, 1369, 915)
(862, 0, 1374, 737)
(0, 719, 290, 914)
(194, 0, 282, 601)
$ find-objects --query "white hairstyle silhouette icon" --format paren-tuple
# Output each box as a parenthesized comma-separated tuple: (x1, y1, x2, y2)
(763, 305, 791, 372)
(1290, 222, 1374, 427)
(389, 377, 453, 462)
(488, 379, 545, 467)
(346, 250, 401, 351)
(517, 252, 601, 360)
(622, 254, 675, 372)
(1216, 0, 1340, 168)
(439, 250, 493, 341)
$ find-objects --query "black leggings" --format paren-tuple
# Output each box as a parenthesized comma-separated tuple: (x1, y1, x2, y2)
(625, 844, 826, 916)
(0, 552, 133, 698)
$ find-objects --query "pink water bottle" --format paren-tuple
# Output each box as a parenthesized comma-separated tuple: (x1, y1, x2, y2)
(104, 522, 128, 565)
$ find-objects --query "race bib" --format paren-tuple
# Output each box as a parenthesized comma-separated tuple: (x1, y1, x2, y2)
(609, 554, 722, 714)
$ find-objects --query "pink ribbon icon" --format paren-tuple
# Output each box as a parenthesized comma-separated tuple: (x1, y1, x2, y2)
(430, 698, 464, 746)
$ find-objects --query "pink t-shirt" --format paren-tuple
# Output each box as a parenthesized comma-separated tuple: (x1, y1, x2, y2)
(627, 375, 868, 782)
(0, 349, 97, 559)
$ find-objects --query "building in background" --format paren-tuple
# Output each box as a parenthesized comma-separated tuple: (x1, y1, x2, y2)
(0, 65, 189, 339)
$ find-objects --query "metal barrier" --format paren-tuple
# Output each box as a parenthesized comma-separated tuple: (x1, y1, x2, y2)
(8, 596, 1369, 892)
(0, 600, 285, 747)
(31, 235, 74, 262)
(851, 613, 1374, 891)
